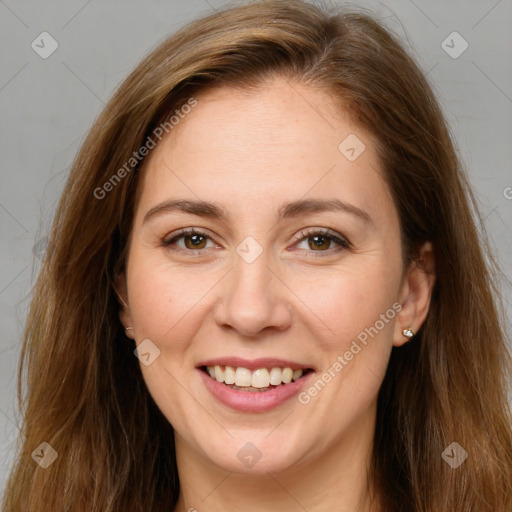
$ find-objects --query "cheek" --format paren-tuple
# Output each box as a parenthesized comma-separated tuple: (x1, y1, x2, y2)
(293, 258, 401, 350)
(125, 252, 214, 422)
(126, 240, 220, 337)
(294, 267, 398, 436)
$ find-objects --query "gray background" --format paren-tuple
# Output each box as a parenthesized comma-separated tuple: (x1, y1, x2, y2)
(1, 0, 511, 497)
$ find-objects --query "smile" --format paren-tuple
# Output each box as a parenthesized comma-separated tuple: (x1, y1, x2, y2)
(202, 365, 311, 391)
(197, 358, 314, 412)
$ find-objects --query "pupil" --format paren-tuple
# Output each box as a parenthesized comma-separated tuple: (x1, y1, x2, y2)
(187, 234, 204, 248)
(310, 235, 328, 250)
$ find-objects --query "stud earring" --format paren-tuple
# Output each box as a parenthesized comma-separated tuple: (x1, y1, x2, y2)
(402, 327, 414, 338)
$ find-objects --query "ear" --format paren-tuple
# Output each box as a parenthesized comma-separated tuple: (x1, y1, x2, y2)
(393, 242, 436, 347)
(115, 272, 135, 339)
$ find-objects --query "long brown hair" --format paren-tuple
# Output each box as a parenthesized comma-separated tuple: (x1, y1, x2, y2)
(3, 1, 511, 510)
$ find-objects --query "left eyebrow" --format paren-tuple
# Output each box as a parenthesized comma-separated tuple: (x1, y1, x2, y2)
(277, 198, 373, 226)
(142, 197, 374, 226)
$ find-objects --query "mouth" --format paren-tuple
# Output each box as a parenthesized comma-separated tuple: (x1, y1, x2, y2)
(199, 364, 314, 392)
(196, 357, 315, 412)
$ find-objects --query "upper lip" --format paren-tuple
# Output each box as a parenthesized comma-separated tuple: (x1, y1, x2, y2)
(197, 357, 313, 371)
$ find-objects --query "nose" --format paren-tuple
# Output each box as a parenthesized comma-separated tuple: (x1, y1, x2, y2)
(213, 248, 293, 338)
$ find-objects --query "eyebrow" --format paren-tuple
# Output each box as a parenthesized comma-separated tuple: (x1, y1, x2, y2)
(143, 198, 373, 226)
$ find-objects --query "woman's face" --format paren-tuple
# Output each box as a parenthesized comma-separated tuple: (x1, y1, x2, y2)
(119, 77, 431, 475)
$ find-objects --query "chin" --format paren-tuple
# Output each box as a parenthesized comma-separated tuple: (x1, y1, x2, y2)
(193, 428, 312, 475)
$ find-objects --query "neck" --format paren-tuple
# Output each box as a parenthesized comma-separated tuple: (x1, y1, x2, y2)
(173, 403, 380, 512)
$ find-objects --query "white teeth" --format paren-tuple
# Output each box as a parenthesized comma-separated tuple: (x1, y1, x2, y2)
(269, 367, 282, 385)
(224, 365, 236, 385)
(235, 367, 252, 387)
(292, 369, 303, 382)
(282, 367, 293, 384)
(251, 368, 270, 388)
(205, 365, 307, 388)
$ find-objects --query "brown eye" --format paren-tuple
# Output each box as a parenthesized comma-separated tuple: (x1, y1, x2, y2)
(293, 228, 350, 255)
(307, 234, 331, 251)
(183, 233, 207, 249)
(163, 229, 216, 252)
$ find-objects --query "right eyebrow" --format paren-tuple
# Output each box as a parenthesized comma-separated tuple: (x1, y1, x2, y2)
(143, 199, 227, 225)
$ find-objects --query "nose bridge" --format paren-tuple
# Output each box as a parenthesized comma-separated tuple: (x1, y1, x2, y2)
(214, 235, 292, 336)
(233, 238, 271, 295)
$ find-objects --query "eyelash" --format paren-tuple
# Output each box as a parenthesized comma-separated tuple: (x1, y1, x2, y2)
(162, 227, 350, 257)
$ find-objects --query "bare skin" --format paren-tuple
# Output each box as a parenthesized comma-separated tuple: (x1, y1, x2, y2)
(118, 77, 435, 512)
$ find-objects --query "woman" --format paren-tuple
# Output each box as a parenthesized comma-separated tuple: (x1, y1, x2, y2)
(3, 1, 511, 510)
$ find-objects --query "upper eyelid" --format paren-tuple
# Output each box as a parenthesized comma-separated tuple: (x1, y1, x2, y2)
(293, 227, 348, 242)
(164, 227, 218, 244)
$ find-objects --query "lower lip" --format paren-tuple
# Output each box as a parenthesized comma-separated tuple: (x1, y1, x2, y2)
(198, 369, 314, 413)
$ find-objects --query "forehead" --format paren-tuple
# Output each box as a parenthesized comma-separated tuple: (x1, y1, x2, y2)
(134, 78, 395, 228)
